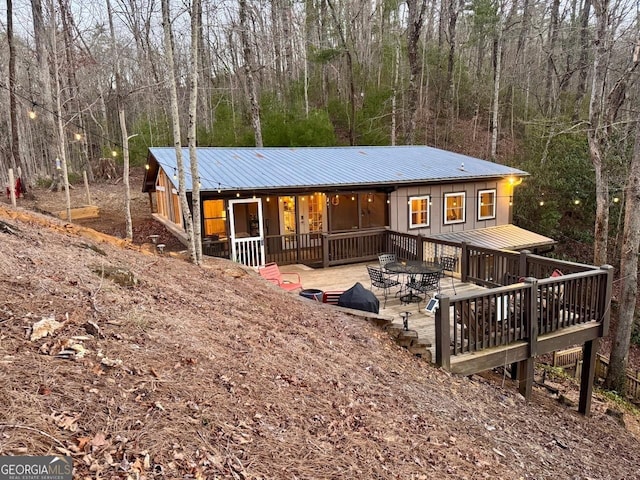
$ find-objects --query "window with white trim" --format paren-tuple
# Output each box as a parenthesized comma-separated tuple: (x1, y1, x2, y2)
(409, 195, 430, 228)
(444, 192, 465, 224)
(478, 189, 496, 220)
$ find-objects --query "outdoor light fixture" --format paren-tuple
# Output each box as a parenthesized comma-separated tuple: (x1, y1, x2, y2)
(574, 199, 581, 205)
(539, 200, 545, 206)
(236, 192, 240, 197)
(173, 168, 177, 180)
(28, 109, 37, 120)
(111, 150, 118, 157)
(145, 164, 150, 170)
(613, 197, 620, 203)
(74, 133, 82, 141)
(508, 176, 523, 186)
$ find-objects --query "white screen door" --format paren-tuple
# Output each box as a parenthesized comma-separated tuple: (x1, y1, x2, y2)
(228, 198, 265, 267)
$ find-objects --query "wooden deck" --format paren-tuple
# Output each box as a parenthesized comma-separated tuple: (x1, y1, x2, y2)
(285, 262, 486, 359)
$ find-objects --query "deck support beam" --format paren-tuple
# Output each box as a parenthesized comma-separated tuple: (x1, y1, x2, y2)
(517, 357, 534, 400)
(579, 338, 598, 415)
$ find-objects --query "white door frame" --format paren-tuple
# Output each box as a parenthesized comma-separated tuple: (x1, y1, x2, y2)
(229, 198, 266, 267)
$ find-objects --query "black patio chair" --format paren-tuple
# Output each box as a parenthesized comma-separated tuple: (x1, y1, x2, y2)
(439, 255, 459, 294)
(378, 253, 397, 271)
(405, 271, 441, 310)
(366, 265, 401, 308)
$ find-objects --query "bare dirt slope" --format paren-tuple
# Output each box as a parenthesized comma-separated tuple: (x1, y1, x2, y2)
(1, 182, 640, 478)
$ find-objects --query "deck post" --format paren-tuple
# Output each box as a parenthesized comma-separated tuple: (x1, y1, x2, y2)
(519, 250, 530, 278)
(524, 278, 538, 357)
(517, 357, 534, 400)
(599, 265, 613, 337)
(579, 338, 598, 415)
(435, 295, 450, 369)
(460, 242, 468, 283)
(417, 235, 424, 262)
(322, 234, 330, 268)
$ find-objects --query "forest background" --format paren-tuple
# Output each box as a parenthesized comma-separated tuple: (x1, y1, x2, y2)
(0, 0, 639, 391)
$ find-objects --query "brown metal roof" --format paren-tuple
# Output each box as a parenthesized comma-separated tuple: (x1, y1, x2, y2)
(427, 225, 556, 251)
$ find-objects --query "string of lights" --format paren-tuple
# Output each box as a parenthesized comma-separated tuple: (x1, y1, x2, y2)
(2, 82, 631, 203)
(0, 80, 238, 190)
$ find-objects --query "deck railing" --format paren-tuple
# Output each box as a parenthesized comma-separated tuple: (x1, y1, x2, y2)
(324, 229, 387, 266)
(264, 233, 323, 265)
(435, 266, 613, 367)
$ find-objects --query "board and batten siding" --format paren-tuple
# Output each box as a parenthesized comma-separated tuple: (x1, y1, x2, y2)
(155, 169, 183, 228)
(389, 179, 513, 236)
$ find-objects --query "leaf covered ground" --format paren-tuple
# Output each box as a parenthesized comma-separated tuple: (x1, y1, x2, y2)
(1, 175, 639, 479)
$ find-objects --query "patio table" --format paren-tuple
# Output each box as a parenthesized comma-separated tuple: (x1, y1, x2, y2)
(385, 260, 443, 303)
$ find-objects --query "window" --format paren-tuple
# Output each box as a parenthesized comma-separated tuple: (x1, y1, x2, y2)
(203, 199, 227, 238)
(409, 195, 430, 228)
(444, 192, 465, 224)
(478, 189, 496, 220)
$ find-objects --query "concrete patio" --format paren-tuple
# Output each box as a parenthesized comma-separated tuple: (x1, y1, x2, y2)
(283, 262, 486, 359)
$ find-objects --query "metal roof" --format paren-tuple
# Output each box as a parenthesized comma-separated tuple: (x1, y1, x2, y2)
(427, 225, 556, 251)
(147, 146, 528, 192)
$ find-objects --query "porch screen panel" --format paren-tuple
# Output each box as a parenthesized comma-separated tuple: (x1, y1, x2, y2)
(361, 193, 388, 228)
(203, 200, 226, 237)
(330, 194, 358, 231)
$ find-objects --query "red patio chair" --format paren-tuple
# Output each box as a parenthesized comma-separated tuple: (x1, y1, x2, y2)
(258, 263, 303, 291)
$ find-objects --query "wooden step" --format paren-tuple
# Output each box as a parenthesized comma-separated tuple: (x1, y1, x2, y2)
(396, 330, 418, 348)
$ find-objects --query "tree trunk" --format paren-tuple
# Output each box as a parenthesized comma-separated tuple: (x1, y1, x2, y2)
(50, 4, 72, 222)
(405, 0, 428, 145)
(544, 0, 560, 115)
(588, 0, 610, 266)
(573, 0, 592, 120)
(446, 0, 461, 142)
(326, 0, 357, 145)
(490, 11, 504, 160)
(107, 0, 133, 241)
(161, 0, 196, 263)
(604, 109, 640, 394)
(7, 0, 21, 175)
(118, 109, 133, 241)
(189, 0, 202, 264)
(391, 37, 400, 146)
(239, 0, 263, 147)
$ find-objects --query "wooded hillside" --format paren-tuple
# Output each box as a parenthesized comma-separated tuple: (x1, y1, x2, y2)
(1, 203, 640, 478)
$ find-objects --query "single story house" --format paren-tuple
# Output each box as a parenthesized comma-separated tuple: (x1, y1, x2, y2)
(142, 146, 555, 267)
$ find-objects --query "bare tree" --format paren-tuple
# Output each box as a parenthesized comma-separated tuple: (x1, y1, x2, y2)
(48, 0, 72, 221)
(107, 0, 133, 240)
(326, 0, 357, 145)
(161, 0, 196, 262)
(405, 0, 428, 145)
(605, 106, 640, 394)
(7, 0, 21, 176)
(239, 0, 263, 147)
(490, 1, 505, 160)
(189, 0, 203, 264)
(30, 0, 57, 179)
